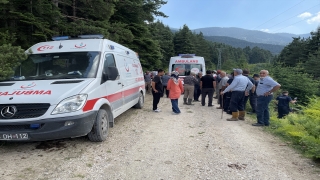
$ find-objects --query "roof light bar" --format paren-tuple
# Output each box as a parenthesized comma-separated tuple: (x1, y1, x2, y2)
(179, 54, 195, 56)
(78, 34, 104, 39)
(52, 36, 70, 41)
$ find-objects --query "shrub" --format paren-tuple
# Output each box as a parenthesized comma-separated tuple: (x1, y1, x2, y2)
(269, 97, 320, 159)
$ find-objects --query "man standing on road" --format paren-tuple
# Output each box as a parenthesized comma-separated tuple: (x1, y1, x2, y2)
(152, 69, 165, 112)
(144, 71, 152, 94)
(224, 72, 234, 114)
(162, 72, 170, 98)
(242, 69, 256, 113)
(247, 74, 260, 114)
(252, 70, 281, 126)
(200, 70, 216, 107)
(183, 72, 198, 105)
(221, 69, 253, 121)
(194, 72, 202, 102)
(216, 71, 229, 109)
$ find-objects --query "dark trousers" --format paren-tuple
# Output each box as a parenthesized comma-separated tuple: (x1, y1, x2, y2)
(171, 99, 180, 113)
(230, 91, 245, 112)
(225, 92, 232, 112)
(256, 95, 273, 125)
(249, 94, 257, 112)
(194, 84, 201, 100)
(201, 88, 214, 106)
(163, 86, 169, 98)
(278, 106, 290, 118)
(152, 91, 161, 110)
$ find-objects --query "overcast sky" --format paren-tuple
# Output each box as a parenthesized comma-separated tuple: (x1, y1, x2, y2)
(157, 0, 320, 34)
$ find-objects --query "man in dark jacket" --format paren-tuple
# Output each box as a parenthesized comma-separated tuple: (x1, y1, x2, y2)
(200, 70, 216, 107)
(276, 91, 296, 118)
(152, 69, 165, 112)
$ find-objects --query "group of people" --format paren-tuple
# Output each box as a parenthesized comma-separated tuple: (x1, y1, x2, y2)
(144, 68, 296, 125)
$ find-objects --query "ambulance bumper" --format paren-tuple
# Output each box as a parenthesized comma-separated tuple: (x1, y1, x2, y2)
(0, 111, 97, 141)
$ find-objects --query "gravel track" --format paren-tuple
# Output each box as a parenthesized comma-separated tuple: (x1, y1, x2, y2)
(0, 94, 319, 180)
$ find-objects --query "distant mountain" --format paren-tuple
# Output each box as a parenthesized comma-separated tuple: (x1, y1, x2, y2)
(204, 36, 284, 54)
(192, 27, 311, 46)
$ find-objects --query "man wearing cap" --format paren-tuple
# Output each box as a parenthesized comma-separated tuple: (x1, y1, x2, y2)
(253, 70, 281, 126)
(183, 72, 198, 105)
(221, 69, 253, 121)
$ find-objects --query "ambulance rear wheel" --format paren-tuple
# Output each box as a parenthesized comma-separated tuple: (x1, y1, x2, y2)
(88, 109, 109, 142)
(134, 92, 144, 109)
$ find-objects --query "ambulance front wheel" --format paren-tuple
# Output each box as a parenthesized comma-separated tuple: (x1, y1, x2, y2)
(134, 92, 144, 109)
(88, 109, 110, 142)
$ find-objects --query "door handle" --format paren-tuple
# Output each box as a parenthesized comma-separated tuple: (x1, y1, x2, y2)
(118, 82, 122, 85)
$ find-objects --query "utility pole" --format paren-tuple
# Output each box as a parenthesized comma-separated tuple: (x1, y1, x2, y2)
(216, 48, 224, 70)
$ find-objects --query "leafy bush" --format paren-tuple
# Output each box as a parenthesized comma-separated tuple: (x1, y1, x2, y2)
(269, 97, 320, 159)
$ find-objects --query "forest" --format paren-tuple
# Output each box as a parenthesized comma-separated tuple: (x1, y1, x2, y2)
(0, 0, 274, 78)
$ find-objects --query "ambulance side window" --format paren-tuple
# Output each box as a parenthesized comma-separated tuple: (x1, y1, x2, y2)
(102, 53, 117, 83)
(104, 54, 116, 69)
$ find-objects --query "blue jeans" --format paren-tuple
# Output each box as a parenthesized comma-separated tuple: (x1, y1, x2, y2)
(171, 99, 180, 113)
(256, 95, 273, 125)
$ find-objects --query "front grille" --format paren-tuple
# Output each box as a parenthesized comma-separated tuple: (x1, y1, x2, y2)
(0, 104, 50, 119)
(0, 124, 43, 131)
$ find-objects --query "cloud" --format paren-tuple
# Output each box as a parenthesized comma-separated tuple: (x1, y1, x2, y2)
(307, 12, 320, 24)
(260, 29, 269, 32)
(298, 12, 312, 19)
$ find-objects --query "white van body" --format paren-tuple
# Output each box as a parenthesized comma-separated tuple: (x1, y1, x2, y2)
(168, 54, 206, 82)
(0, 36, 145, 142)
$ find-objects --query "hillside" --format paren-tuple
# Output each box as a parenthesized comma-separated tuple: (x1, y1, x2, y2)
(204, 36, 284, 54)
(193, 27, 310, 45)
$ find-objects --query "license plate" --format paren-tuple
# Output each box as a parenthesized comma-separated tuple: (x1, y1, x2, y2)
(0, 133, 29, 140)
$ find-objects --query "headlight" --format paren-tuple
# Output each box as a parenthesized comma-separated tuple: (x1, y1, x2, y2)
(52, 94, 88, 115)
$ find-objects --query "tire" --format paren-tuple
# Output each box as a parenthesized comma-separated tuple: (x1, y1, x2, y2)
(88, 109, 109, 142)
(134, 92, 144, 109)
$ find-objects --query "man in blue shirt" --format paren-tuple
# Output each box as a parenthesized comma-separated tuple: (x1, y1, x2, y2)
(253, 70, 281, 126)
(221, 69, 253, 121)
(276, 91, 296, 118)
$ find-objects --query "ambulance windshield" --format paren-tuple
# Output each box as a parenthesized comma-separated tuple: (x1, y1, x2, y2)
(172, 64, 202, 76)
(6, 52, 100, 81)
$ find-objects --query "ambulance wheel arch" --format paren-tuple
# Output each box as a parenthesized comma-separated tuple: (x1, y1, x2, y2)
(87, 107, 112, 142)
(134, 90, 144, 109)
(86, 98, 115, 128)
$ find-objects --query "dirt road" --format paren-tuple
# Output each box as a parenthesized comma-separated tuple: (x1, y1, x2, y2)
(0, 95, 319, 180)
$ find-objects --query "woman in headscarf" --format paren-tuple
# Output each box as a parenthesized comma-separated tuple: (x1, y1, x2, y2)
(167, 71, 184, 114)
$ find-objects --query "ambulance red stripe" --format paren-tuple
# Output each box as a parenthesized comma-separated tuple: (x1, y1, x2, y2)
(82, 85, 144, 112)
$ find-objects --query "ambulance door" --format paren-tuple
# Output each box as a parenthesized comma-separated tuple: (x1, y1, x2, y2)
(103, 53, 123, 111)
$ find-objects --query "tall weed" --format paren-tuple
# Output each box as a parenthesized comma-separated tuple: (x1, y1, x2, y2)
(269, 97, 320, 159)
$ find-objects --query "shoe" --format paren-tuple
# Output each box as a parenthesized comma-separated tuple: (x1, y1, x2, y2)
(238, 111, 246, 120)
(216, 107, 223, 109)
(172, 112, 180, 115)
(252, 123, 264, 126)
(208, 105, 213, 107)
(193, 100, 199, 102)
(227, 112, 239, 121)
(154, 109, 161, 112)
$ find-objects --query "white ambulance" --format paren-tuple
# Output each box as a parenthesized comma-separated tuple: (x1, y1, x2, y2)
(168, 54, 206, 82)
(0, 35, 145, 142)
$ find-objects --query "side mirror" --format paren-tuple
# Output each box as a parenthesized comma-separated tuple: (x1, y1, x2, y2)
(107, 66, 119, 80)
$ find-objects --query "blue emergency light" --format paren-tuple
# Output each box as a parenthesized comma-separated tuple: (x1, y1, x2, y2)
(52, 34, 104, 41)
(52, 36, 70, 41)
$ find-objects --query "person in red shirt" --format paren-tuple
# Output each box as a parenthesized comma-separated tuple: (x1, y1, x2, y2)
(167, 71, 184, 114)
